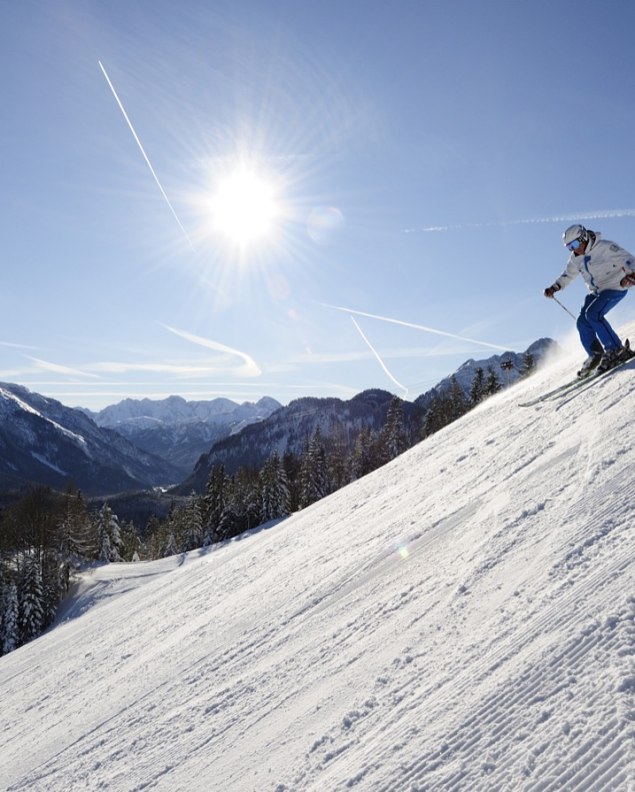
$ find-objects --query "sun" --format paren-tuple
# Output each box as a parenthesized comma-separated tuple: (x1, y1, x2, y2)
(210, 167, 279, 246)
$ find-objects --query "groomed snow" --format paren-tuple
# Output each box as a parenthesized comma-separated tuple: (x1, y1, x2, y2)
(1, 323, 634, 792)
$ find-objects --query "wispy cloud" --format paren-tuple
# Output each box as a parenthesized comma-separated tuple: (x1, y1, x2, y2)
(16, 326, 261, 385)
(162, 325, 262, 377)
(0, 366, 37, 379)
(26, 357, 103, 379)
(84, 361, 217, 376)
(0, 341, 41, 350)
(404, 208, 635, 233)
(288, 350, 371, 365)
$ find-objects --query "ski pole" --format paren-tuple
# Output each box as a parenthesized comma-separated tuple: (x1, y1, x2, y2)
(553, 295, 577, 320)
(552, 293, 603, 355)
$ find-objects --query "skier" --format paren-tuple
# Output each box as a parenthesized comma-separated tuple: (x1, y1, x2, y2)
(544, 224, 635, 377)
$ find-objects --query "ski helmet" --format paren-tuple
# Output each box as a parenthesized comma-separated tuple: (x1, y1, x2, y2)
(563, 223, 588, 247)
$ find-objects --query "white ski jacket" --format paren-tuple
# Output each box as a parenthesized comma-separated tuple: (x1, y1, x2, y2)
(553, 232, 635, 294)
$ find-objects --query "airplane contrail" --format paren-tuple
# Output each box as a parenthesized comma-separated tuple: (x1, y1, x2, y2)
(98, 61, 195, 251)
(322, 303, 510, 352)
(404, 208, 635, 234)
(350, 317, 408, 397)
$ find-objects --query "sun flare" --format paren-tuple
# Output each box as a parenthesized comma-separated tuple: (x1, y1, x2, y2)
(210, 167, 279, 245)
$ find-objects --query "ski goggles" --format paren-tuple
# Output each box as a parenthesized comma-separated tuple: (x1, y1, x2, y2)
(566, 238, 583, 251)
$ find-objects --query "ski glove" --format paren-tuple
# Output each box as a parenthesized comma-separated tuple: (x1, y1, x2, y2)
(620, 272, 635, 288)
(544, 284, 561, 298)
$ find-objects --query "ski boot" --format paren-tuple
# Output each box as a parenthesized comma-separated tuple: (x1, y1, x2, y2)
(577, 352, 602, 378)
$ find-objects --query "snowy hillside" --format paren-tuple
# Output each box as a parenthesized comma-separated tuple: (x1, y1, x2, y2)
(1, 323, 634, 791)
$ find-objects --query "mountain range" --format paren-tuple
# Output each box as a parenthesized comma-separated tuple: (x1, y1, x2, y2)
(176, 388, 423, 494)
(0, 383, 181, 497)
(177, 338, 557, 493)
(81, 395, 282, 477)
(0, 338, 557, 502)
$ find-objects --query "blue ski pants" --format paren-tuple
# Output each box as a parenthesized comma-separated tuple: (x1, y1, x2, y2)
(577, 289, 627, 355)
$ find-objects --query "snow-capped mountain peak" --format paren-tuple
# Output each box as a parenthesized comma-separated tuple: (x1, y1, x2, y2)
(80, 394, 283, 477)
(0, 383, 180, 494)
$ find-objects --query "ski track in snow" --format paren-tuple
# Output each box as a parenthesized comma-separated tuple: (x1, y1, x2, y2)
(1, 323, 635, 792)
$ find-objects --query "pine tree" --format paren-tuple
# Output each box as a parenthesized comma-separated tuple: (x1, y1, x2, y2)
(485, 366, 502, 396)
(520, 352, 535, 378)
(327, 443, 349, 492)
(351, 426, 375, 479)
(217, 498, 238, 541)
(40, 547, 62, 628)
(326, 422, 350, 492)
(1, 581, 19, 655)
(182, 495, 203, 551)
(380, 397, 409, 463)
(259, 450, 290, 522)
(283, 451, 301, 513)
(162, 531, 179, 558)
(423, 393, 453, 437)
(96, 503, 123, 563)
(145, 515, 164, 558)
(108, 509, 123, 561)
(58, 488, 94, 562)
(19, 557, 45, 644)
(203, 465, 229, 544)
(448, 377, 469, 421)
(470, 367, 486, 405)
(120, 521, 142, 562)
(231, 469, 261, 533)
(165, 503, 187, 553)
(0, 568, 3, 648)
(299, 428, 329, 509)
(422, 402, 436, 438)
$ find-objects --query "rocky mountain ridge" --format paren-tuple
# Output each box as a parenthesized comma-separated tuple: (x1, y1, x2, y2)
(0, 383, 181, 497)
(414, 337, 557, 410)
(82, 395, 282, 476)
(178, 337, 558, 494)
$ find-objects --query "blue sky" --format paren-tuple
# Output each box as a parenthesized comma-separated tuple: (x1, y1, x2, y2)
(3, 0, 635, 409)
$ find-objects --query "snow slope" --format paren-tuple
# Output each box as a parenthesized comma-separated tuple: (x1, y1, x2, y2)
(2, 324, 635, 792)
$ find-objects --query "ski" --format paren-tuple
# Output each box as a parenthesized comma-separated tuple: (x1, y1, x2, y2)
(552, 354, 634, 406)
(518, 376, 588, 407)
(519, 350, 634, 407)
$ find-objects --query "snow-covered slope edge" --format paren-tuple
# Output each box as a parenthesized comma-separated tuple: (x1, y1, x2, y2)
(1, 323, 634, 792)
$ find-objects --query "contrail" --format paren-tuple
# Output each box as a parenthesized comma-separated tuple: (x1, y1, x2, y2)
(350, 317, 408, 397)
(98, 60, 195, 251)
(322, 303, 510, 352)
(404, 208, 635, 234)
